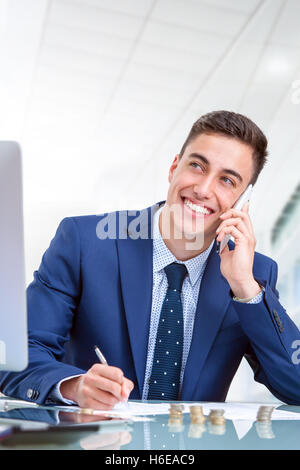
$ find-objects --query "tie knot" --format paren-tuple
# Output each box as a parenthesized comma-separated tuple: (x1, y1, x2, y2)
(164, 262, 187, 292)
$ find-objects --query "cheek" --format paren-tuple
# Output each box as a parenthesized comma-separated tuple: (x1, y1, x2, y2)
(173, 171, 197, 190)
(215, 189, 235, 212)
(169, 174, 185, 194)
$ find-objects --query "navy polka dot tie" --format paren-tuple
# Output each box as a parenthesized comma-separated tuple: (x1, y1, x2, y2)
(148, 262, 188, 400)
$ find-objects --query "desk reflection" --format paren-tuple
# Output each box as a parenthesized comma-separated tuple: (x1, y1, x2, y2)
(1, 402, 300, 450)
(80, 430, 132, 450)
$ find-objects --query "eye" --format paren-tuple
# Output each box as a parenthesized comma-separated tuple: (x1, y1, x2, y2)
(222, 176, 234, 186)
(190, 162, 203, 170)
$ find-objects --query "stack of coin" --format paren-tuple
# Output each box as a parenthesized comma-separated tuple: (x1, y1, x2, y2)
(188, 423, 206, 439)
(208, 409, 226, 425)
(168, 404, 184, 432)
(189, 405, 206, 424)
(208, 421, 226, 435)
(256, 406, 275, 422)
(255, 421, 275, 439)
(168, 404, 184, 422)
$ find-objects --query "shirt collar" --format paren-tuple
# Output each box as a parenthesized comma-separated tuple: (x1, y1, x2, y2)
(152, 205, 214, 286)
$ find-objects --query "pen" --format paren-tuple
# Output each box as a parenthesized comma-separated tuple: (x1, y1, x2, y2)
(94, 346, 129, 404)
(94, 345, 108, 365)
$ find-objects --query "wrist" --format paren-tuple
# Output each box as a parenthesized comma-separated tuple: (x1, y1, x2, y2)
(230, 279, 262, 300)
(60, 376, 81, 402)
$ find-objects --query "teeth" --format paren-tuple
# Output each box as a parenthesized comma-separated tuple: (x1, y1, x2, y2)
(184, 199, 212, 214)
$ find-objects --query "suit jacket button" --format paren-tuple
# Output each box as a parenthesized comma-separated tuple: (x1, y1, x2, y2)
(26, 388, 34, 399)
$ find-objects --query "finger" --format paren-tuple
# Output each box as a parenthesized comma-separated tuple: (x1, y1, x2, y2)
(220, 207, 250, 222)
(241, 203, 254, 235)
(220, 208, 254, 237)
(86, 373, 123, 400)
(124, 377, 134, 392)
(242, 201, 249, 212)
(83, 384, 121, 408)
(121, 378, 134, 401)
(216, 217, 249, 239)
(78, 387, 118, 410)
(91, 388, 121, 408)
(217, 225, 247, 245)
(90, 364, 124, 384)
(219, 242, 230, 256)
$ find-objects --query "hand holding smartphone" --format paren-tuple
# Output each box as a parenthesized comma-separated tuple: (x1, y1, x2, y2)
(217, 184, 253, 254)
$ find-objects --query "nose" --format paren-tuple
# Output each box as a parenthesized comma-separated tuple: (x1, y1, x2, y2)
(193, 177, 215, 199)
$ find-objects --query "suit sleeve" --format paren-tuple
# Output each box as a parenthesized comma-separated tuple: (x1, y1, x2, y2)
(233, 260, 300, 405)
(0, 217, 86, 404)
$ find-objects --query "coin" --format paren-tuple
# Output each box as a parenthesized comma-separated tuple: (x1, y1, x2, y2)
(188, 423, 206, 438)
(256, 406, 274, 422)
(190, 405, 206, 423)
(170, 404, 184, 412)
(209, 409, 226, 425)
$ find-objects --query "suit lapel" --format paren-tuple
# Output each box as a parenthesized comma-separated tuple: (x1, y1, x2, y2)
(181, 240, 231, 400)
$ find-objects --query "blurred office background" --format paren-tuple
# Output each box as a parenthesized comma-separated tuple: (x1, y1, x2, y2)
(0, 0, 300, 402)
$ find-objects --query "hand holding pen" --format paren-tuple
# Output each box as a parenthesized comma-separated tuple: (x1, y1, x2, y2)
(60, 346, 134, 410)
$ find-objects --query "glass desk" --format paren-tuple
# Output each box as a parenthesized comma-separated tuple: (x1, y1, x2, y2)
(0, 400, 300, 450)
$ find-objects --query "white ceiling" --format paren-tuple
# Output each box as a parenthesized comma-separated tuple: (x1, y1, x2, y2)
(0, 0, 300, 281)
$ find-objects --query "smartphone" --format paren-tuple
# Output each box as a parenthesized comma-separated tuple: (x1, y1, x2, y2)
(217, 184, 253, 254)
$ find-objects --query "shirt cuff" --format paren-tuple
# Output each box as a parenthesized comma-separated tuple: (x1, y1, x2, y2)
(233, 288, 265, 304)
(46, 374, 82, 405)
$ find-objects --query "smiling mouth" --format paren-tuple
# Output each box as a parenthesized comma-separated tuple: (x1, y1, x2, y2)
(182, 197, 215, 216)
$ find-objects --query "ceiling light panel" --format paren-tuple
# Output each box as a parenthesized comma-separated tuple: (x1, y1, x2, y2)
(192, 0, 261, 15)
(44, 23, 134, 60)
(49, 0, 144, 39)
(140, 19, 231, 57)
(270, 0, 300, 47)
(69, 0, 154, 17)
(151, 0, 248, 37)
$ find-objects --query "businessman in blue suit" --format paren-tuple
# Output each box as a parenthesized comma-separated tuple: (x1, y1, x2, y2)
(1, 110, 300, 409)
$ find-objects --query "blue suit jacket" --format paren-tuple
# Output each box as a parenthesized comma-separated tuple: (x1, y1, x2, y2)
(1, 203, 300, 405)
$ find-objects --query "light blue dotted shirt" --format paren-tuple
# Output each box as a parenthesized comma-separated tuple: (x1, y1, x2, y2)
(50, 205, 263, 404)
(142, 206, 214, 399)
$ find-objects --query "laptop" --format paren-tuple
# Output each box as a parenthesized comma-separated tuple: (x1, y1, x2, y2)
(0, 142, 28, 371)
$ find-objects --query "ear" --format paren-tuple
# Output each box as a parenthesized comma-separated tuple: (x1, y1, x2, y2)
(168, 154, 180, 183)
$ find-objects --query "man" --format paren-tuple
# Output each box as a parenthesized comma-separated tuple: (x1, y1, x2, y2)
(1, 110, 300, 409)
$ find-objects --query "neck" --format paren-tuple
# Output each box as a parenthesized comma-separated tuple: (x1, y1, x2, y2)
(158, 208, 214, 261)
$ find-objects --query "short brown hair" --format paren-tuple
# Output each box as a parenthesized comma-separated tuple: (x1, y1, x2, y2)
(179, 110, 268, 186)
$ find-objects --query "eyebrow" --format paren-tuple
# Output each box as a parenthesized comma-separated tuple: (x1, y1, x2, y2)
(188, 152, 243, 184)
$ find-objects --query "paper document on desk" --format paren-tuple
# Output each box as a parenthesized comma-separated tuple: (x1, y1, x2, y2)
(93, 401, 300, 421)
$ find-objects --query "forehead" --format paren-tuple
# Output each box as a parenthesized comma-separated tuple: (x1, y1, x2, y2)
(183, 133, 254, 177)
